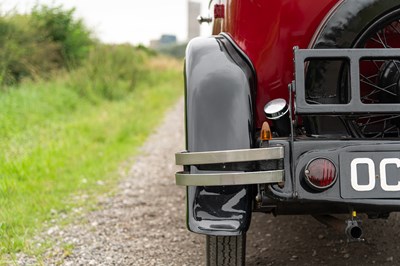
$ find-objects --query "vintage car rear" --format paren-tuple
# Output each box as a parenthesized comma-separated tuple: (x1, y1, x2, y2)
(176, 0, 400, 264)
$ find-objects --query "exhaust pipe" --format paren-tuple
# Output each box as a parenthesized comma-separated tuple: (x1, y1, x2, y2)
(313, 215, 364, 242)
(345, 219, 363, 240)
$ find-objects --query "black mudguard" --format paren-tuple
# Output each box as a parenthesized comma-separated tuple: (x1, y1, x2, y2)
(184, 34, 256, 236)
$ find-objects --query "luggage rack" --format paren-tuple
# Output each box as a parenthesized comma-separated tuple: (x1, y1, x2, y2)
(294, 48, 400, 115)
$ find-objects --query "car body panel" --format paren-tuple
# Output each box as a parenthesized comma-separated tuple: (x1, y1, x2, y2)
(184, 35, 256, 236)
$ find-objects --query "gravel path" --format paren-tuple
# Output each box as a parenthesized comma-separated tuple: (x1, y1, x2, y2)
(14, 98, 400, 265)
(247, 213, 400, 265)
(16, 97, 203, 265)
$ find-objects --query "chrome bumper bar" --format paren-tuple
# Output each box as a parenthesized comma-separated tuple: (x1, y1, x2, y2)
(175, 147, 285, 186)
(176, 170, 284, 186)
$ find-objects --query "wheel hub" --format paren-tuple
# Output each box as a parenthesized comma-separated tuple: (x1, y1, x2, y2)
(378, 60, 400, 103)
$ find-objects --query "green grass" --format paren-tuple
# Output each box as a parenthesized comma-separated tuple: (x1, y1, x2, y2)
(0, 59, 182, 258)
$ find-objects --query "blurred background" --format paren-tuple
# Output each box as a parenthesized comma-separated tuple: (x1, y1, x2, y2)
(0, 0, 209, 259)
(3, 0, 211, 56)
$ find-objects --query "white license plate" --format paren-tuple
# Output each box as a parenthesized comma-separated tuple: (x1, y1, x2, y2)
(340, 152, 400, 199)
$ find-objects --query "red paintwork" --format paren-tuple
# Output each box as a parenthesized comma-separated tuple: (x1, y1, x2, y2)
(214, 4, 225, 19)
(223, 0, 342, 128)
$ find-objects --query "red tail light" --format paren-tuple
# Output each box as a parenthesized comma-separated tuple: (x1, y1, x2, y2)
(304, 158, 337, 190)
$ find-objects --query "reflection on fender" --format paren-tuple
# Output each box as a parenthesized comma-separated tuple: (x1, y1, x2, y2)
(350, 158, 400, 192)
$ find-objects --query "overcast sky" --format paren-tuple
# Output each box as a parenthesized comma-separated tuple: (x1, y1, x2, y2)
(2, 0, 210, 45)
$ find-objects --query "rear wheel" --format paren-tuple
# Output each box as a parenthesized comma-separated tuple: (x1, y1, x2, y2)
(306, 8, 400, 139)
(349, 9, 400, 138)
(206, 234, 246, 266)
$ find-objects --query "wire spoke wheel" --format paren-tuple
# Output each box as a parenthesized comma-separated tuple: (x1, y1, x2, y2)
(349, 13, 400, 138)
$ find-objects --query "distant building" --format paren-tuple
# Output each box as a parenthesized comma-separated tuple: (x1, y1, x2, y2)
(149, 34, 177, 49)
(160, 34, 177, 45)
(149, 40, 160, 49)
(188, 1, 201, 40)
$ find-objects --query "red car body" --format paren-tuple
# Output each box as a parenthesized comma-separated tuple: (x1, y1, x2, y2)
(223, 0, 341, 128)
(176, 0, 400, 264)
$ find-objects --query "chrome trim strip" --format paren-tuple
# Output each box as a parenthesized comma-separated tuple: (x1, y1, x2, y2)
(176, 170, 284, 186)
(175, 147, 284, 166)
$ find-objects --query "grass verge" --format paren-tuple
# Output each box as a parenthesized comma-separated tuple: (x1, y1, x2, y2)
(0, 56, 182, 259)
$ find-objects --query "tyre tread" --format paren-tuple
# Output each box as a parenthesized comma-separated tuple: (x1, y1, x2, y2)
(206, 235, 245, 266)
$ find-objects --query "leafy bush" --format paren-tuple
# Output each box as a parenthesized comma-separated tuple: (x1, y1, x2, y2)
(136, 44, 157, 57)
(32, 5, 93, 68)
(0, 14, 62, 86)
(0, 5, 94, 87)
(68, 44, 146, 101)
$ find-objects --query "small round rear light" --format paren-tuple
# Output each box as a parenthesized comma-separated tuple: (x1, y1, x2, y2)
(304, 158, 337, 190)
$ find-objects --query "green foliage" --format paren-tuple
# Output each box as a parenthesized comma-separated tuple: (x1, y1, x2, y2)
(32, 4, 93, 67)
(136, 44, 158, 57)
(0, 56, 182, 258)
(0, 14, 62, 86)
(68, 44, 146, 101)
(0, 4, 93, 87)
(0, 6, 184, 258)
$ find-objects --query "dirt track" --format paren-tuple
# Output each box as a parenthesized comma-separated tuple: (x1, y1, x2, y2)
(17, 98, 400, 265)
(247, 213, 400, 265)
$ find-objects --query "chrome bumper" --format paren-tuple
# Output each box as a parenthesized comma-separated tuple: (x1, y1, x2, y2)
(175, 146, 285, 186)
